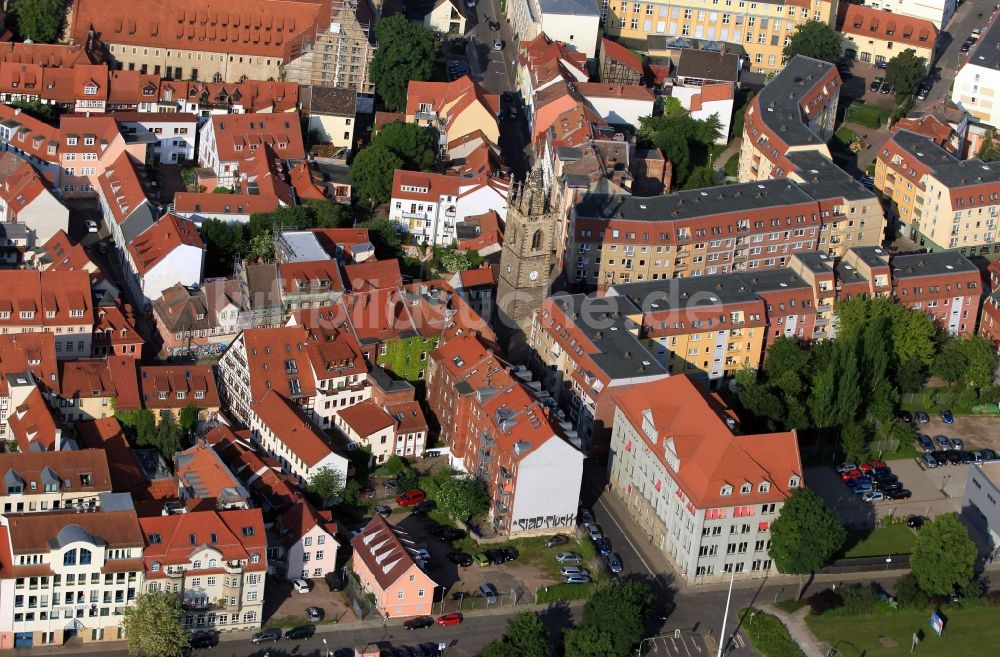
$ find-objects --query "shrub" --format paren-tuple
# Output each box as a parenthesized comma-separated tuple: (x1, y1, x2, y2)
(739, 608, 806, 657)
(838, 583, 879, 615)
(894, 572, 929, 609)
(806, 589, 843, 616)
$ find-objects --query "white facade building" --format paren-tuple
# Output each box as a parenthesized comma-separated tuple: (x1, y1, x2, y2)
(116, 113, 198, 165)
(952, 19, 1000, 129)
(508, 0, 601, 58)
(861, 0, 955, 28)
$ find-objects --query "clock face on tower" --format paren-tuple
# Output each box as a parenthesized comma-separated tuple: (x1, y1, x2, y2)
(529, 270, 539, 281)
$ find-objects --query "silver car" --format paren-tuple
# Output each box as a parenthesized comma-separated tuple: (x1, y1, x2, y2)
(586, 524, 602, 541)
(555, 552, 582, 564)
(560, 566, 589, 577)
(564, 574, 591, 584)
(604, 552, 623, 574)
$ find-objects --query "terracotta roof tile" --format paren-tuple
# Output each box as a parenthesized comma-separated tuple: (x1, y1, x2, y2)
(350, 515, 437, 591)
(139, 364, 220, 410)
(252, 389, 340, 468)
(139, 508, 267, 574)
(127, 213, 205, 276)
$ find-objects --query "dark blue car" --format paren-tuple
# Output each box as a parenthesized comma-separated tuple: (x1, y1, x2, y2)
(595, 537, 612, 555)
(940, 410, 954, 424)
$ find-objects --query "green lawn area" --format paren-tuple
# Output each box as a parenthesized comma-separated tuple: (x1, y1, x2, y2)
(838, 523, 916, 558)
(831, 127, 858, 153)
(845, 103, 891, 129)
(807, 606, 1000, 656)
(724, 153, 740, 177)
(901, 388, 1000, 416)
(377, 336, 439, 385)
(451, 531, 603, 584)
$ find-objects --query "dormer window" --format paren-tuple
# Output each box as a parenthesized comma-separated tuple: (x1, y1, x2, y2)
(195, 391, 205, 399)
(789, 476, 800, 488)
(151, 562, 160, 572)
(84, 84, 98, 96)
(158, 391, 167, 400)
(758, 482, 770, 493)
(250, 553, 260, 563)
(176, 391, 185, 400)
(740, 483, 752, 495)
(720, 485, 733, 496)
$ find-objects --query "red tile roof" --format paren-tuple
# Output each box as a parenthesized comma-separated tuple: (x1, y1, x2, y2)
(0, 152, 50, 217)
(252, 389, 339, 468)
(59, 358, 118, 398)
(338, 399, 394, 437)
(93, 302, 143, 352)
(173, 191, 282, 216)
(386, 400, 426, 434)
(838, 4, 937, 50)
(128, 213, 205, 275)
(519, 33, 589, 90)
(70, 0, 330, 61)
(0, 42, 93, 68)
(577, 82, 654, 101)
(0, 332, 58, 396)
(601, 38, 643, 73)
(893, 115, 954, 149)
(344, 258, 403, 291)
(0, 449, 112, 495)
(276, 500, 337, 550)
(208, 112, 306, 164)
(289, 161, 326, 200)
(97, 152, 151, 226)
(612, 376, 802, 509)
(59, 113, 120, 153)
(277, 259, 344, 295)
(139, 508, 267, 575)
(241, 326, 317, 400)
(351, 515, 436, 591)
(0, 104, 60, 164)
(9, 387, 61, 451)
(36, 229, 96, 273)
(7, 508, 144, 556)
(457, 266, 495, 288)
(0, 270, 93, 330)
(77, 417, 147, 493)
(175, 441, 246, 502)
(405, 76, 500, 123)
(139, 364, 220, 410)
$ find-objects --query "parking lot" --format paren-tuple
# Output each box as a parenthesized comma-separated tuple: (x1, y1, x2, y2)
(916, 413, 1000, 452)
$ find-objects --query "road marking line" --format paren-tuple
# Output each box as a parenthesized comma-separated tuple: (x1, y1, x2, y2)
(595, 497, 657, 577)
(681, 636, 693, 657)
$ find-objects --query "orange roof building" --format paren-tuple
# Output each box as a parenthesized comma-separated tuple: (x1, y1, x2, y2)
(608, 375, 802, 583)
(350, 515, 438, 618)
(139, 364, 221, 421)
(274, 500, 340, 581)
(0, 151, 68, 248)
(0, 270, 94, 359)
(837, 5, 937, 66)
(175, 441, 251, 509)
(198, 112, 306, 187)
(123, 213, 205, 306)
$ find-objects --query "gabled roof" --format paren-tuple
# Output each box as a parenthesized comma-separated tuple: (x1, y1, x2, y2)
(175, 441, 248, 504)
(600, 38, 642, 73)
(207, 112, 306, 164)
(838, 4, 938, 50)
(252, 389, 341, 468)
(344, 259, 403, 291)
(351, 515, 437, 591)
(139, 364, 220, 410)
(0, 332, 58, 397)
(139, 508, 267, 573)
(77, 417, 147, 494)
(97, 152, 154, 229)
(35, 229, 96, 273)
(9, 387, 60, 451)
(7, 507, 144, 556)
(127, 213, 205, 276)
(0, 152, 53, 216)
(276, 500, 338, 550)
(0, 270, 93, 331)
(338, 399, 395, 437)
(405, 76, 500, 122)
(0, 449, 112, 496)
(0, 103, 60, 164)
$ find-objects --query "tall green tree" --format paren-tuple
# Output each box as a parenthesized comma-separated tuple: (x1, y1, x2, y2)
(911, 513, 978, 596)
(199, 219, 247, 277)
(154, 413, 182, 458)
(979, 130, 1000, 162)
(579, 580, 653, 655)
(782, 21, 842, 64)
(769, 488, 846, 596)
(885, 49, 927, 97)
(637, 113, 721, 186)
(370, 15, 439, 111)
(683, 166, 718, 189)
(350, 145, 404, 209)
(375, 121, 437, 171)
(13, 0, 68, 43)
(563, 623, 616, 657)
(478, 612, 549, 657)
(178, 403, 200, 435)
(764, 337, 810, 379)
(121, 592, 189, 657)
(310, 200, 356, 228)
(808, 362, 838, 429)
(835, 337, 861, 424)
(360, 218, 403, 259)
(435, 476, 489, 520)
(308, 466, 345, 504)
(840, 421, 869, 464)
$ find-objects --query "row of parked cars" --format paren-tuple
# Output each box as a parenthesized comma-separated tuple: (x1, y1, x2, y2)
(921, 447, 998, 468)
(838, 460, 912, 502)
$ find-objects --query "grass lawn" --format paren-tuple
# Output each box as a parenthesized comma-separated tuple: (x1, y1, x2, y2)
(831, 127, 858, 153)
(838, 523, 916, 558)
(724, 153, 740, 177)
(846, 103, 891, 129)
(452, 532, 602, 583)
(807, 606, 1000, 656)
(774, 599, 806, 613)
(901, 388, 1000, 416)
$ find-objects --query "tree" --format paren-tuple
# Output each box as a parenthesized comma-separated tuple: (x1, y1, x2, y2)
(13, 0, 68, 43)
(310, 200, 355, 228)
(440, 249, 473, 273)
(212, 186, 234, 194)
(370, 15, 439, 111)
(247, 231, 275, 262)
(885, 49, 927, 97)
(178, 403, 200, 435)
(979, 130, 1000, 162)
(835, 337, 862, 425)
(200, 219, 247, 277)
(911, 513, 977, 595)
(840, 421, 869, 465)
(563, 623, 617, 657)
(350, 145, 404, 209)
(933, 337, 967, 386)
(808, 362, 839, 428)
(360, 218, 403, 259)
(934, 336, 997, 390)
(637, 113, 721, 186)
(375, 121, 437, 171)
(783, 21, 842, 64)
(154, 413, 182, 458)
(435, 476, 489, 520)
(478, 612, 549, 657)
(764, 337, 810, 379)
(579, 580, 653, 655)
(121, 592, 189, 657)
(683, 166, 718, 189)
(308, 466, 345, 501)
(769, 488, 846, 595)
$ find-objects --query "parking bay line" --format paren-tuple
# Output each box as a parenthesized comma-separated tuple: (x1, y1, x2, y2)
(595, 496, 656, 578)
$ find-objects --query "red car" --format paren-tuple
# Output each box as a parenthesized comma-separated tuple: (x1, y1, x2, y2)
(859, 459, 887, 473)
(436, 613, 463, 626)
(840, 468, 863, 481)
(396, 489, 427, 507)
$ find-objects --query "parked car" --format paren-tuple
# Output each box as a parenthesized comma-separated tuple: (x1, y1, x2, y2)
(489, 20, 500, 30)
(940, 410, 955, 424)
(935, 435, 951, 449)
(951, 437, 965, 450)
(862, 490, 885, 503)
(286, 626, 315, 641)
(957, 450, 974, 464)
(394, 647, 415, 657)
(961, 37, 975, 52)
(946, 451, 963, 465)
(931, 451, 950, 465)
(375, 505, 392, 518)
(409, 547, 431, 561)
(293, 579, 311, 594)
(473, 552, 491, 567)
(492, 38, 503, 51)
(189, 633, 219, 650)
(556, 552, 582, 564)
(325, 572, 344, 592)
(437, 613, 463, 626)
(921, 453, 938, 468)
(870, 76, 885, 92)
(564, 574, 592, 584)
(306, 607, 324, 622)
(397, 489, 427, 506)
(851, 481, 874, 494)
(436, 528, 465, 542)
(916, 84, 931, 100)
(981, 449, 999, 461)
(605, 552, 623, 574)
(561, 566, 589, 577)
(595, 537, 612, 555)
(251, 630, 281, 644)
(497, 547, 518, 562)
(478, 583, 499, 604)
(835, 463, 858, 473)
(880, 81, 893, 94)
(840, 468, 864, 481)
(545, 535, 569, 548)
(860, 459, 887, 473)
(446, 551, 473, 567)
(875, 60, 888, 69)
(886, 488, 912, 500)
(915, 411, 930, 424)
(906, 515, 926, 529)
(579, 508, 595, 525)
(404, 616, 435, 630)
(873, 474, 899, 490)
(846, 476, 873, 489)
(917, 435, 934, 452)
(384, 479, 400, 491)
(587, 524, 602, 541)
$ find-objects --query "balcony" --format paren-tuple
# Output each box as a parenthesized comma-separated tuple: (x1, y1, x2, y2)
(225, 560, 243, 574)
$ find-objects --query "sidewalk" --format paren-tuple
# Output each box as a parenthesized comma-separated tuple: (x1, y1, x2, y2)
(760, 604, 827, 657)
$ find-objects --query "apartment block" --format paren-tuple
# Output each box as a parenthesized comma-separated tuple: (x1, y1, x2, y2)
(0, 450, 112, 515)
(890, 252, 981, 336)
(951, 13, 1000, 127)
(427, 334, 584, 536)
(3, 496, 145, 646)
(837, 5, 937, 68)
(607, 376, 802, 583)
(139, 509, 267, 632)
(603, 0, 835, 74)
(0, 270, 94, 358)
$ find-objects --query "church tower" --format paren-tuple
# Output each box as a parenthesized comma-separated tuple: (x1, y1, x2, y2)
(496, 165, 561, 360)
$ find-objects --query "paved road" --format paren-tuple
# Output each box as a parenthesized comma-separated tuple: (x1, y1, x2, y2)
(918, 0, 995, 110)
(465, 0, 516, 94)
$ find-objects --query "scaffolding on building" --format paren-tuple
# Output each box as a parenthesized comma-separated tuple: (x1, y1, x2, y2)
(283, 0, 377, 95)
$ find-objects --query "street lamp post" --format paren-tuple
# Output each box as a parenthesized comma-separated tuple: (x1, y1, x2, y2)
(717, 571, 736, 657)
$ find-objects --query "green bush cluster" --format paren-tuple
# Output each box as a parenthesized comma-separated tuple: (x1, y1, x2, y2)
(739, 608, 806, 657)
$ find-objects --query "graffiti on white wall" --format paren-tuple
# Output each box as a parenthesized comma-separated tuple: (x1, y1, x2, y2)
(512, 513, 576, 532)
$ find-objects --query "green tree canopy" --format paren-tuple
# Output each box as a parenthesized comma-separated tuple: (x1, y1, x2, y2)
(178, 403, 200, 435)
(435, 476, 489, 520)
(199, 218, 247, 277)
(769, 488, 846, 580)
(13, 0, 68, 43)
(911, 513, 977, 595)
(563, 623, 617, 657)
(350, 145, 404, 209)
(440, 249, 473, 273)
(478, 612, 549, 657)
(637, 113, 722, 186)
(578, 580, 653, 655)
(374, 121, 437, 171)
(370, 15, 439, 111)
(683, 166, 718, 189)
(360, 218, 403, 259)
(309, 199, 356, 228)
(885, 49, 927, 97)
(783, 21, 842, 64)
(979, 130, 1000, 162)
(308, 466, 345, 501)
(121, 592, 189, 657)
(934, 336, 997, 389)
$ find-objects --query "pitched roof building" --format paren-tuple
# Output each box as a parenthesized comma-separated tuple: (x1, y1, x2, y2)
(350, 515, 438, 617)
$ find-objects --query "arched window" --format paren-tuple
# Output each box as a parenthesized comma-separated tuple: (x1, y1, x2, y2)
(63, 549, 77, 566)
(79, 548, 92, 565)
(530, 229, 543, 250)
